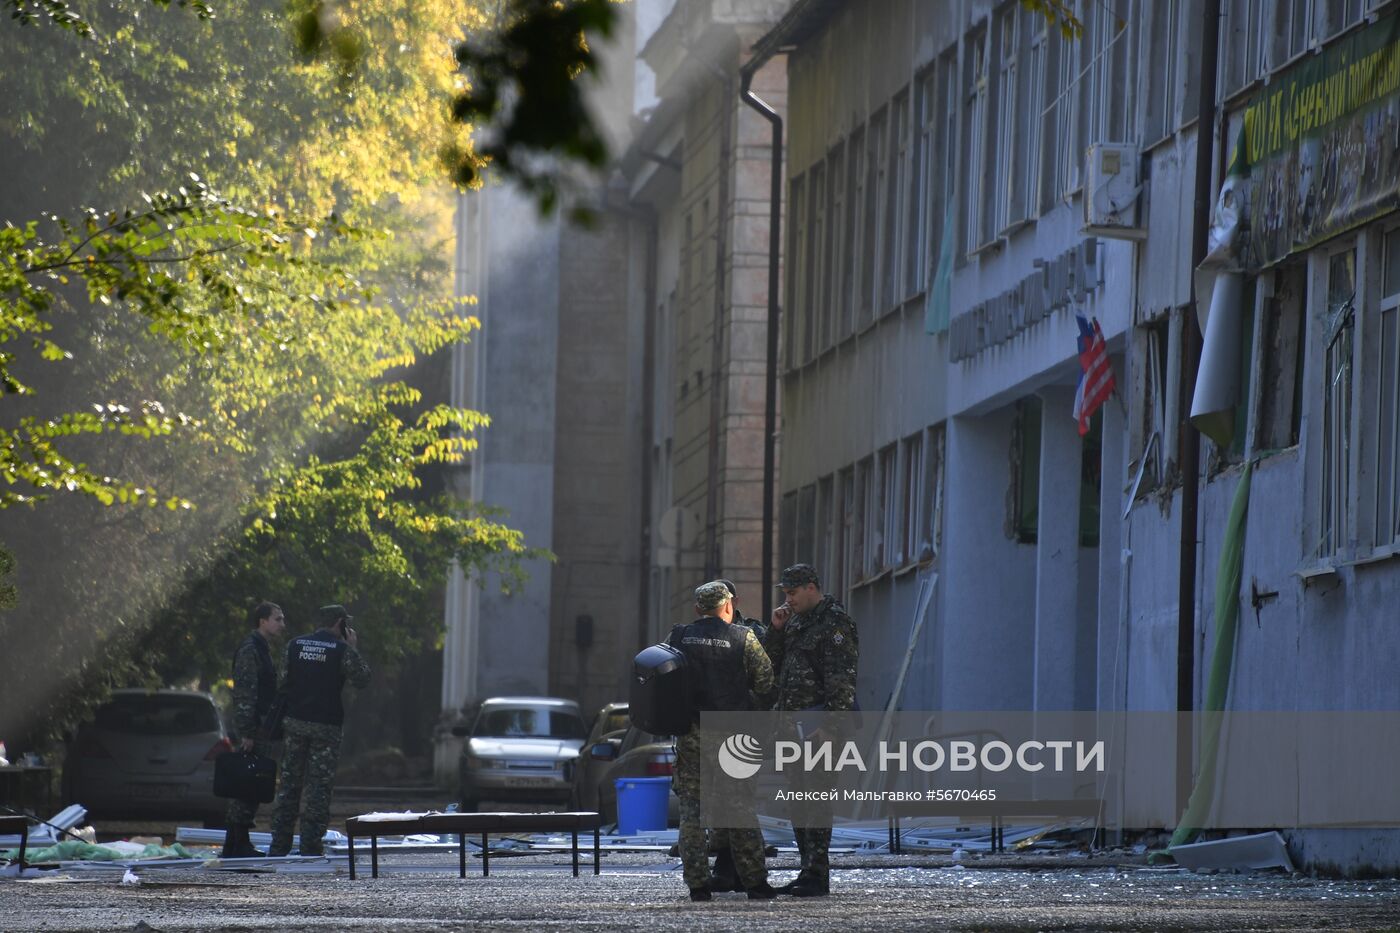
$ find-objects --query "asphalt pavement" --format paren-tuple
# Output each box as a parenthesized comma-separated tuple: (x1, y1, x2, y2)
(7, 848, 1400, 931)
(14, 789, 1400, 931)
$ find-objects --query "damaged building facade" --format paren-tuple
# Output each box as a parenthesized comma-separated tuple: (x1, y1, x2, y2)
(434, 0, 1400, 871)
(747, 0, 1400, 874)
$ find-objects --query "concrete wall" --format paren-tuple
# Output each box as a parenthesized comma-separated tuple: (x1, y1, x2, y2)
(548, 212, 638, 716)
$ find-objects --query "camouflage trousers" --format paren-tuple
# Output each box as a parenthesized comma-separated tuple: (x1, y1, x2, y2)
(788, 764, 832, 881)
(224, 737, 279, 828)
(674, 730, 767, 891)
(269, 717, 342, 856)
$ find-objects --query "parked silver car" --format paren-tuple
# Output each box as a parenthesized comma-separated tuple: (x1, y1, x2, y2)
(62, 689, 232, 825)
(451, 696, 588, 811)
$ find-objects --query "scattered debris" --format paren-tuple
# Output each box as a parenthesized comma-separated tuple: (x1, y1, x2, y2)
(1169, 832, 1295, 874)
(121, 869, 140, 885)
(0, 805, 88, 848)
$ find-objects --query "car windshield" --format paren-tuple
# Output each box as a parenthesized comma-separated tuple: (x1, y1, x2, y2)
(93, 695, 220, 736)
(599, 709, 630, 735)
(474, 708, 586, 739)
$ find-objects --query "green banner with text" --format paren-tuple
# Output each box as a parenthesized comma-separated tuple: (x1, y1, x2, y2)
(1239, 11, 1400, 268)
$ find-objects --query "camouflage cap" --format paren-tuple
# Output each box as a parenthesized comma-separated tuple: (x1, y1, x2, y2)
(319, 604, 353, 625)
(694, 581, 733, 612)
(777, 563, 820, 589)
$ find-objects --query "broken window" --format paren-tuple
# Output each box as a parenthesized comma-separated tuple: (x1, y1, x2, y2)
(963, 27, 989, 253)
(853, 458, 871, 581)
(908, 68, 935, 299)
(1013, 395, 1043, 543)
(1319, 247, 1356, 560)
(843, 124, 865, 341)
(872, 444, 897, 571)
(900, 432, 925, 566)
(883, 87, 909, 313)
(1133, 311, 1175, 498)
(835, 466, 854, 599)
(1255, 261, 1306, 453)
(926, 424, 947, 561)
(816, 475, 835, 584)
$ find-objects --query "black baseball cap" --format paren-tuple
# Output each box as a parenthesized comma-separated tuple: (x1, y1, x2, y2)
(319, 604, 353, 626)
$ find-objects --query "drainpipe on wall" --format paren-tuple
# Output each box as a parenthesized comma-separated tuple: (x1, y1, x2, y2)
(1178, 0, 1222, 818)
(738, 59, 783, 625)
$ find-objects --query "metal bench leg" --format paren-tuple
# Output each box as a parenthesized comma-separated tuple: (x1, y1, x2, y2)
(348, 834, 356, 880)
(593, 826, 600, 875)
(572, 829, 579, 877)
(371, 835, 379, 878)
(459, 833, 466, 879)
(481, 832, 489, 877)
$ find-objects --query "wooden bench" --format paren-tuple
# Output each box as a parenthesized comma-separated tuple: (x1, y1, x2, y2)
(0, 815, 30, 868)
(345, 811, 602, 879)
(885, 799, 1103, 853)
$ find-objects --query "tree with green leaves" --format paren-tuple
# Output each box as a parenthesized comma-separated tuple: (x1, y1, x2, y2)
(0, 0, 621, 752)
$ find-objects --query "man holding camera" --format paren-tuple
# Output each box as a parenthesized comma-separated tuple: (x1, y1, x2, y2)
(267, 604, 371, 857)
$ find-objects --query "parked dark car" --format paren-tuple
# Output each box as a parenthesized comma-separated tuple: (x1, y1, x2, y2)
(450, 696, 588, 811)
(62, 689, 232, 826)
(583, 725, 679, 826)
(568, 701, 629, 808)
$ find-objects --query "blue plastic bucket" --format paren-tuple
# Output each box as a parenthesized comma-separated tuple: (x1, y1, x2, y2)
(614, 776, 670, 834)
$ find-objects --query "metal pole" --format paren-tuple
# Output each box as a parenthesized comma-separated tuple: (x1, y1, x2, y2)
(1179, 0, 1222, 818)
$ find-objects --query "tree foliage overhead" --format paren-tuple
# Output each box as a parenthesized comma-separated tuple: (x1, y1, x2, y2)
(0, 0, 604, 748)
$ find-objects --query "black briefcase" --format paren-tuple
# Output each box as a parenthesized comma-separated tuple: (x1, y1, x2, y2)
(213, 750, 277, 803)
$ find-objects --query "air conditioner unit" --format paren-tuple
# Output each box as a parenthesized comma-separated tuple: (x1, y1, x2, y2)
(1083, 142, 1146, 240)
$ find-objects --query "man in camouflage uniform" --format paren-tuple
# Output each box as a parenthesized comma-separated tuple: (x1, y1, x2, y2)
(667, 581, 776, 901)
(221, 601, 286, 858)
(268, 604, 370, 857)
(764, 563, 859, 897)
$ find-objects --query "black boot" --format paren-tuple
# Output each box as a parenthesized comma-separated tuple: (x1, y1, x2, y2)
(774, 871, 811, 894)
(688, 886, 712, 902)
(787, 874, 830, 897)
(221, 825, 259, 859)
(745, 880, 778, 900)
(710, 847, 740, 892)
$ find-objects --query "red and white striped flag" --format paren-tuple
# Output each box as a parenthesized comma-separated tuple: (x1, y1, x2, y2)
(1072, 313, 1115, 436)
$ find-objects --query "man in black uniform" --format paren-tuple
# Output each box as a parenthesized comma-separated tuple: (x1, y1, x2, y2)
(708, 578, 767, 890)
(222, 601, 285, 858)
(268, 604, 371, 857)
(667, 581, 776, 900)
